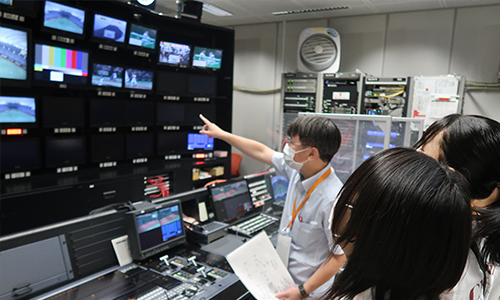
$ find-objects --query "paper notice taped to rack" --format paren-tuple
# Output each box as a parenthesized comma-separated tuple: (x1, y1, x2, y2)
(226, 231, 295, 300)
(424, 99, 459, 128)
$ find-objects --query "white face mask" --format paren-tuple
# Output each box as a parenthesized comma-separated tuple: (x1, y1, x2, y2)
(283, 143, 309, 171)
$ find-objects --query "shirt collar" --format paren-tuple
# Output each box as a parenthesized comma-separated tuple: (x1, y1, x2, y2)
(301, 164, 332, 192)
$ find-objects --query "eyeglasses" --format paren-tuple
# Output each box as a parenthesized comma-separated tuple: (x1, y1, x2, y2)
(286, 136, 305, 146)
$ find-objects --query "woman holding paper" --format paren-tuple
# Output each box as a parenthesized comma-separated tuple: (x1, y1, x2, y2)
(323, 147, 471, 300)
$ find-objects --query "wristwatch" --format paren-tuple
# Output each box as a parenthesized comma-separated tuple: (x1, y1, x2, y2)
(298, 284, 308, 299)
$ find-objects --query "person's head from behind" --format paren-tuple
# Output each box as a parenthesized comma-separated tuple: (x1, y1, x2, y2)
(325, 148, 471, 300)
(284, 115, 341, 172)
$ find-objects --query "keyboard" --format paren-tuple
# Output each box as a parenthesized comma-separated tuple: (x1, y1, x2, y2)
(229, 214, 279, 237)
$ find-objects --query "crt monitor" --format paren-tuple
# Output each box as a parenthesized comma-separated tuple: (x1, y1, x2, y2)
(93, 13, 127, 43)
(126, 200, 186, 260)
(34, 44, 89, 85)
(192, 46, 223, 69)
(0, 25, 28, 83)
(43, 1, 85, 36)
(0, 96, 36, 127)
(209, 180, 254, 223)
(128, 24, 156, 51)
(158, 41, 191, 67)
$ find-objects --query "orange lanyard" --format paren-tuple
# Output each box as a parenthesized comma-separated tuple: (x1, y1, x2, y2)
(286, 168, 332, 229)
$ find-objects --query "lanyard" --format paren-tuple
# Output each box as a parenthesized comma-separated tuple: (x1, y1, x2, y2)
(286, 168, 332, 229)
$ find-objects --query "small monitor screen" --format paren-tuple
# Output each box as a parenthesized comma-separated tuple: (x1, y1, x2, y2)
(45, 136, 86, 167)
(34, 44, 89, 85)
(90, 134, 124, 162)
(271, 175, 289, 203)
(129, 24, 156, 50)
(0, 25, 28, 81)
(156, 102, 185, 124)
(188, 75, 217, 96)
(91, 63, 124, 88)
(210, 180, 253, 223)
(187, 133, 214, 150)
(159, 41, 190, 67)
(90, 98, 123, 127)
(192, 46, 223, 69)
(93, 13, 127, 43)
(156, 71, 188, 95)
(1, 138, 41, 172)
(157, 132, 187, 154)
(124, 100, 154, 126)
(42, 97, 84, 128)
(124, 68, 153, 90)
(0, 96, 35, 124)
(126, 132, 154, 159)
(43, 1, 85, 35)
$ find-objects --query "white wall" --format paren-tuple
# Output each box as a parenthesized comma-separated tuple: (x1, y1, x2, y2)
(231, 5, 500, 176)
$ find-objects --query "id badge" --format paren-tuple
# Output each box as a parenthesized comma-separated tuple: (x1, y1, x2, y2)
(276, 228, 292, 268)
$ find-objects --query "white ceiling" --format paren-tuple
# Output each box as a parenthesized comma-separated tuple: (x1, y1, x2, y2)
(153, 0, 500, 27)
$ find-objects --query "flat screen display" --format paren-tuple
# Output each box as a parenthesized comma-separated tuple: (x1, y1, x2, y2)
(1, 139, 41, 172)
(185, 103, 215, 125)
(192, 46, 222, 69)
(34, 44, 89, 85)
(188, 74, 217, 96)
(92, 63, 124, 88)
(129, 24, 156, 50)
(209, 180, 253, 223)
(43, 1, 85, 35)
(45, 136, 86, 167)
(124, 68, 153, 90)
(126, 132, 154, 159)
(0, 96, 35, 124)
(156, 102, 185, 124)
(157, 132, 187, 154)
(124, 100, 154, 126)
(159, 41, 190, 67)
(42, 97, 84, 128)
(90, 134, 124, 162)
(156, 71, 188, 95)
(187, 133, 214, 150)
(90, 98, 124, 127)
(0, 25, 28, 81)
(93, 13, 127, 43)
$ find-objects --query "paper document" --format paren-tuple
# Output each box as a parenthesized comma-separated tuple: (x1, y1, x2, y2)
(226, 231, 295, 300)
(111, 235, 133, 266)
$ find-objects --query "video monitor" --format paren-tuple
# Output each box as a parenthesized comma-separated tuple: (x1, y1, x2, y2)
(156, 102, 185, 125)
(188, 74, 217, 96)
(187, 133, 214, 150)
(128, 24, 156, 51)
(42, 97, 84, 128)
(125, 132, 154, 159)
(158, 41, 191, 67)
(124, 68, 153, 90)
(90, 134, 124, 162)
(192, 46, 223, 69)
(0, 25, 28, 82)
(1, 0, 39, 17)
(209, 180, 253, 223)
(0, 138, 41, 172)
(43, 1, 85, 36)
(271, 174, 289, 204)
(126, 200, 186, 260)
(90, 98, 124, 127)
(124, 100, 154, 126)
(245, 172, 274, 207)
(45, 136, 86, 167)
(0, 96, 36, 126)
(157, 131, 187, 154)
(156, 71, 188, 96)
(91, 63, 124, 88)
(93, 13, 127, 43)
(34, 44, 89, 85)
(185, 103, 215, 125)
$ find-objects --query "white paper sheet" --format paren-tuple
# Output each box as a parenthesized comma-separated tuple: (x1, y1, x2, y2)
(111, 235, 133, 266)
(226, 231, 295, 300)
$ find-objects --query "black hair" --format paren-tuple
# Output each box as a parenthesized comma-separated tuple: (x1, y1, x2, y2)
(414, 114, 500, 265)
(287, 115, 341, 162)
(324, 148, 471, 300)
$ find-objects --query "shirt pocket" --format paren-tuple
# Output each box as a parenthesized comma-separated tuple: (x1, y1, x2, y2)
(293, 220, 321, 248)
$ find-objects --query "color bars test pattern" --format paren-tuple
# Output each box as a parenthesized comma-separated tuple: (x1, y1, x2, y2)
(34, 44, 88, 76)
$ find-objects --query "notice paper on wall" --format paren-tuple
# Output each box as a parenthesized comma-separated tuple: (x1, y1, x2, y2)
(226, 231, 295, 300)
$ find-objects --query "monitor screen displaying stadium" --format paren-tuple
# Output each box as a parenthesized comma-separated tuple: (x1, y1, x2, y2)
(0, 96, 35, 124)
(43, 1, 85, 35)
(129, 24, 156, 50)
(34, 44, 89, 85)
(0, 25, 28, 81)
(124, 68, 153, 90)
(192, 46, 222, 69)
(93, 13, 127, 43)
(92, 63, 124, 88)
(159, 41, 191, 67)
(187, 133, 214, 150)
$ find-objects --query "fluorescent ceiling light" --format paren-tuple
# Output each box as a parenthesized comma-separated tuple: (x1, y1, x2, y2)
(202, 3, 233, 16)
(273, 6, 350, 16)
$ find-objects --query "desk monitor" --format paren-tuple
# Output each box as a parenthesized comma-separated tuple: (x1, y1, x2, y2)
(209, 179, 254, 223)
(43, 1, 85, 36)
(93, 13, 127, 43)
(42, 97, 84, 128)
(126, 200, 186, 260)
(192, 46, 222, 69)
(245, 172, 274, 208)
(270, 174, 289, 204)
(158, 41, 190, 67)
(0, 96, 36, 127)
(128, 24, 156, 51)
(0, 25, 28, 83)
(34, 44, 89, 85)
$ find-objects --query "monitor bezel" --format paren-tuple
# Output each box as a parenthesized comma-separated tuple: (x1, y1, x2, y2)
(41, 0, 87, 40)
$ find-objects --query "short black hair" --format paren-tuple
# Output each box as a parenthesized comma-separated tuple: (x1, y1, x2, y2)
(324, 147, 471, 300)
(414, 114, 500, 266)
(287, 115, 341, 162)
